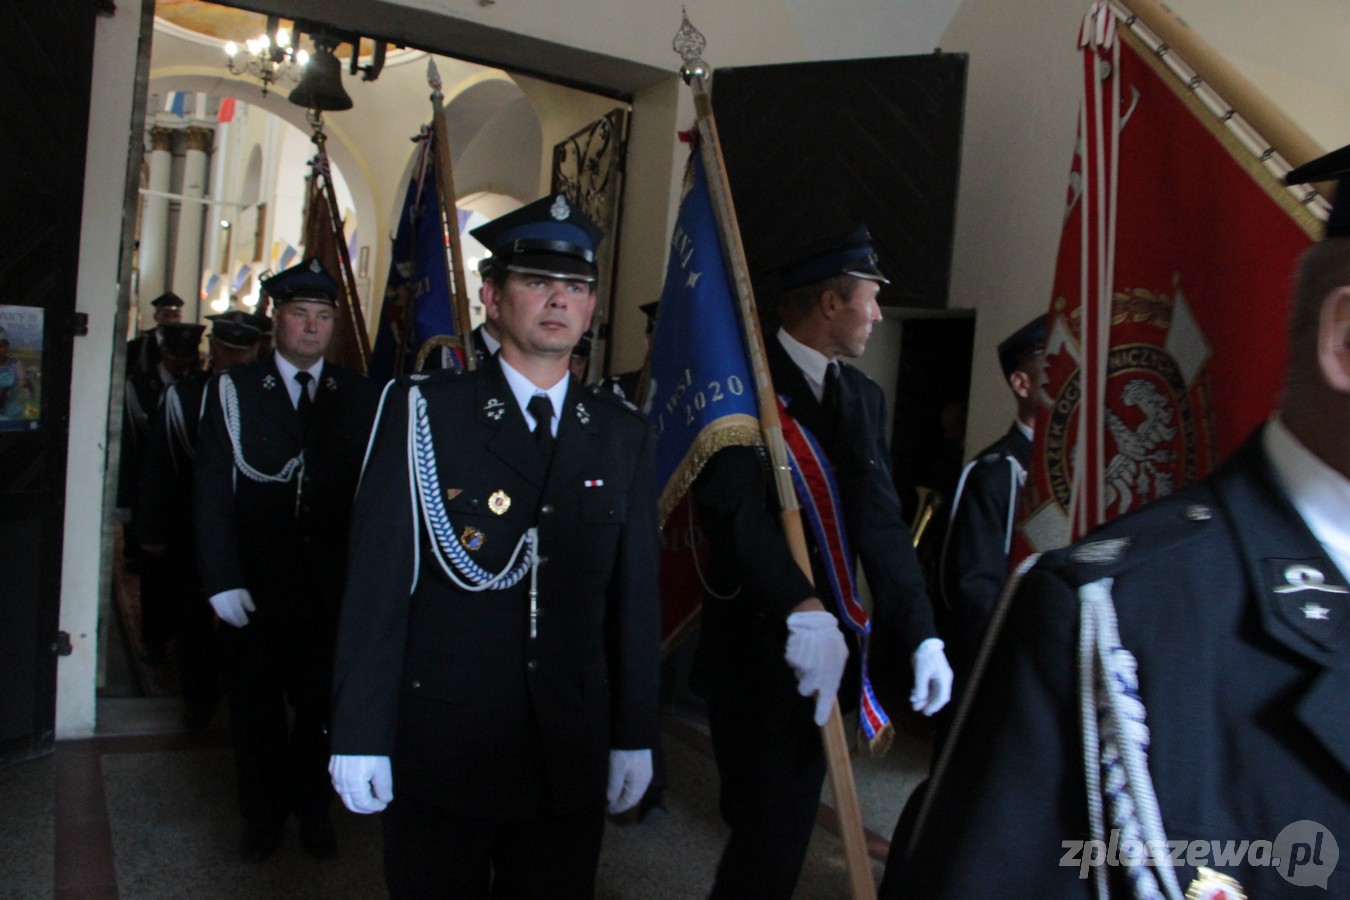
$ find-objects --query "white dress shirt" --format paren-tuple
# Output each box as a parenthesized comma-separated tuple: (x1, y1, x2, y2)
(499, 357, 568, 437)
(273, 353, 325, 410)
(1265, 414, 1350, 581)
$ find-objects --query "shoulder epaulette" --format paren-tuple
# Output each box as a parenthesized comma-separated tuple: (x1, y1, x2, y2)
(586, 382, 647, 420)
(1037, 493, 1218, 586)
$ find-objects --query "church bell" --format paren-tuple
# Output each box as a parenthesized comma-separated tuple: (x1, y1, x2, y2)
(288, 37, 352, 111)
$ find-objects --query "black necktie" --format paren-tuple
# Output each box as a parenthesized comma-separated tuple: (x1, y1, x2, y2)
(819, 362, 842, 440)
(295, 371, 314, 430)
(821, 362, 840, 413)
(527, 394, 554, 460)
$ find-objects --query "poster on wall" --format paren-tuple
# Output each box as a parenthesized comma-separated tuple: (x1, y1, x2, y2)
(0, 305, 42, 431)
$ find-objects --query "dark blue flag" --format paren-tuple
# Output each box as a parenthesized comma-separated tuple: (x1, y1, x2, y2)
(369, 134, 458, 381)
(648, 151, 761, 523)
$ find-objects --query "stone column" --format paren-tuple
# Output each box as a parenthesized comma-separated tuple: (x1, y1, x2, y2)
(170, 125, 214, 323)
(137, 125, 175, 329)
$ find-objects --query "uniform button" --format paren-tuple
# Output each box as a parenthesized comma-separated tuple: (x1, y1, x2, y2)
(470, 498, 480, 507)
(411, 680, 421, 689)
(538, 556, 548, 566)
(540, 504, 554, 515)
(607, 509, 616, 517)
(527, 660, 538, 672)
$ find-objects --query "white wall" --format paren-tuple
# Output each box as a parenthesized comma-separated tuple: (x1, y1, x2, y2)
(937, 0, 1085, 457)
(59, 0, 148, 739)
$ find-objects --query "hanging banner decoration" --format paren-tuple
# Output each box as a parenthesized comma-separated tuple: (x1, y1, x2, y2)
(1015, 2, 1320, 560)
(369, 130, 457, 382)
(301, 140, 372, 373)
(648, 151, 761, 524)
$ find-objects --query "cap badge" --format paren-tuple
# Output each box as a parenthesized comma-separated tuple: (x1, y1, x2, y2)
(410, 373, 429, 382)
(1273, 564, 1349, 595)
(262, 374, 278, 390)
(550, 195, 571, 221)
(575, 402, 591, 425)
(308, 258, 323, 273)
(483, 397, 506, 422)
(488, 490, 511, 515)
(1185, 867, 1245, 900)
(460, 526, 485, 552)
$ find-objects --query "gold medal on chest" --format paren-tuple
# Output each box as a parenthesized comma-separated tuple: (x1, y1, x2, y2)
(460, 526, 485, 551)
(488, 490, 511, 515)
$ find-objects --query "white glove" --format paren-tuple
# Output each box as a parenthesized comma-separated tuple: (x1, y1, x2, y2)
(910, 638, 953, 716)
(785, 610, 849, 727)
(329, 754, 394, 814)
(606, 748, 653, 814)
(208, 588, 256, 628)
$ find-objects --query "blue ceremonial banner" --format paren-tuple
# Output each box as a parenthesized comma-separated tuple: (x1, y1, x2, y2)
(648, 151, 761, 523)
(369, 134, 457, 381)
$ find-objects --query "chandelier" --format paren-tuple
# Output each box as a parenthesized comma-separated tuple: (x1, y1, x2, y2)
(224, 16, 309, 97)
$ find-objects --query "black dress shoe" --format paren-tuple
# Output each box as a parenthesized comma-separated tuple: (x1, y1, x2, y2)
(299, 814, 337, 860)
(239, 821, 283, 863)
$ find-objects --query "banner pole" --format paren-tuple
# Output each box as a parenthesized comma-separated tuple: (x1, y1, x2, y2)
(307, 111, 372, 371)
(675, 17, 876, 900)
(1120, 0, 1324, 174)
(428, 59, 478, 371)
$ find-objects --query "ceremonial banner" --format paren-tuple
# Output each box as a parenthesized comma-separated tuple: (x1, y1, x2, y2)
(1016, 3, 1319, 558)
(369, 132, 458, 382)
(645, 149, 761, 650)
(303, 152, 370, 372)
(648, 151, 761, 523)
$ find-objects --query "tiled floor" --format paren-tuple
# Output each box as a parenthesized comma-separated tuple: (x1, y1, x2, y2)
(0, 700, 931, 899)
(0, 592, 932, 897)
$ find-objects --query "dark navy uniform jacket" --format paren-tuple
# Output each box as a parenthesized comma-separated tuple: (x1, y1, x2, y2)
(138, 371, 210, 549)
(693, 336, 937, 709)
(895, 429, 1350, 897)
(939, 422, 1032, 679)
(193, 352, 380, 621)
(329, 356, 661, 819)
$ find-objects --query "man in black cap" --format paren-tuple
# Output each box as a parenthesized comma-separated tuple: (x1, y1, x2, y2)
(139, 315, 263, 729)
(194, 258, 380, 862)
(329, 194, 660, 897)
(600, 300, 659, 405)
(119, 321, 204, 660)
(936, 313, 1046, 691)
(127, 291, 186, 378)
(568, 330, 593, 382)
(691, 226, 953, 899)
(884, 150, 1350, 898)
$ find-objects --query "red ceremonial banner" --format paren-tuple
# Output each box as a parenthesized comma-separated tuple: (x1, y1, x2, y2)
(1016, 4, 1320, 559)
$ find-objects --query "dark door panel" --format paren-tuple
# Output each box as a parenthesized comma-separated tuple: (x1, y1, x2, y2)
(712, 53, 967, 310)
(0, 0, 98, 767)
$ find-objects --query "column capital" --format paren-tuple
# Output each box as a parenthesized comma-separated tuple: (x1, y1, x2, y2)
(148, 126, 175, 152)
(183, 126, 215, 153)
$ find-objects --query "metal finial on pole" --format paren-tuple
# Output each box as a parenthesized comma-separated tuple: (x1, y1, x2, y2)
(427, 57, 445, 103)
(673, 7, 709, 87)
(306, 107, 326, 148)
